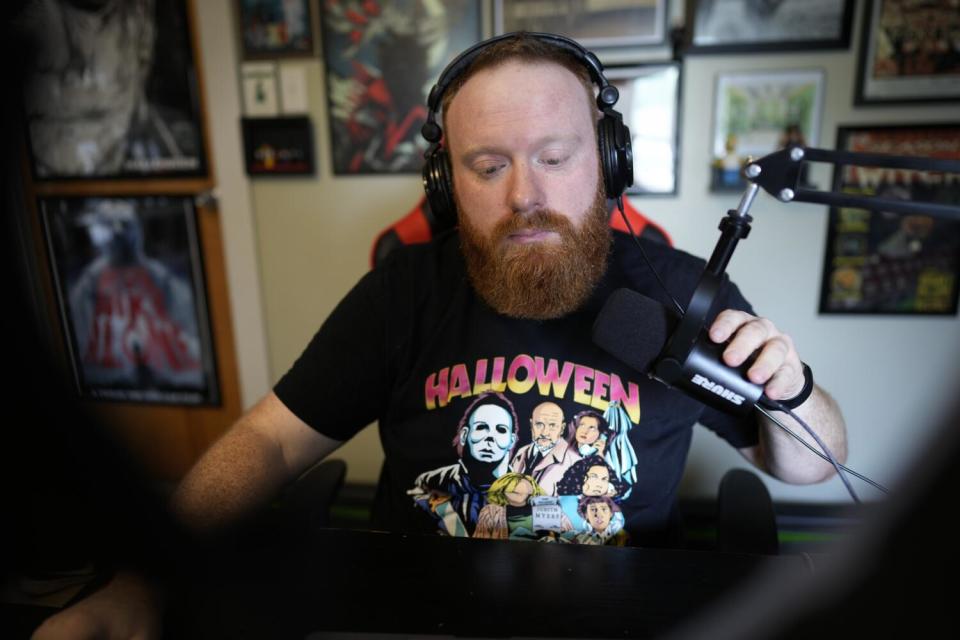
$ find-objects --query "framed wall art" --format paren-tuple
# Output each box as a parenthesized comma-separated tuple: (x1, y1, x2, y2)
(494, 0, 668, 48)
(241, 116, 315, 175)
(40, 195, 221, 405)
(819, 124, 960, 316)
(319, 0, 482, 175)
(237, 0, 315, 58)
(685, 0, 854, 54)
(855, 0, 960, 105)
(605, 63, 682, 196)
(710, 69, 824, 192)
(22, 0, 208, 180)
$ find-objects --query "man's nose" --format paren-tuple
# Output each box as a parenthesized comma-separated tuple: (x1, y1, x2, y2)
(508, 160, 545, 215)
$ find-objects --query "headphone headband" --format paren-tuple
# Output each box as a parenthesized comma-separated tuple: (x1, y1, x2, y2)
(421, 31, 619, 144)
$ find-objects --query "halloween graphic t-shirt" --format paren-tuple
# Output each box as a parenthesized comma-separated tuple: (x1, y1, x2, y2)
(275, 230, 759, 547)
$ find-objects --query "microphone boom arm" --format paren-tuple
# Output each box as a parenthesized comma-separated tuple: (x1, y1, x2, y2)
(746, 146, 960, 221)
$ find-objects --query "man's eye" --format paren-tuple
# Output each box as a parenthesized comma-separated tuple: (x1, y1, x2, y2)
(475, 161, 505, 176)
(541, 154, 567, 167)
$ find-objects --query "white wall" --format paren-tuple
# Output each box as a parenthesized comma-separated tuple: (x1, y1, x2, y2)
(203, 0, 959, 504)
(194, 0, 271, 409)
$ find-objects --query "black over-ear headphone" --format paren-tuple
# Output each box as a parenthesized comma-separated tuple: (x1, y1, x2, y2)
(420, 32, 634, 227)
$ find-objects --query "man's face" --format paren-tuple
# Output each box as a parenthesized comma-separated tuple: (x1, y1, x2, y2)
(581, 465, 609, 497)
(464, 404, 515, 463)
(575, 416, 601, 445)
(530, 403, 564, 454)
(446, 60, 611, 320)
(586, 502, 612, 532)
(22, 0, 155, 176)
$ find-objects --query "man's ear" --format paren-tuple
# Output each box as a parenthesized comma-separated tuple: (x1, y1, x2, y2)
(459, 427, 467, 446)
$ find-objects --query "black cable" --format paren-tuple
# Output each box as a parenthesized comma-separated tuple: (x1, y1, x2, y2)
(757, 400, 879, 504)
(757, 403, 888, 495)
(615, 197, 685, 316)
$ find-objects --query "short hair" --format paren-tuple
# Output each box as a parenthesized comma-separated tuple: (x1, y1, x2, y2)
(485, 472, 544, 506)
(577, 495, 621, 520)
(565, 409, 609, 444)
(439, 32, 598, 138)
(555, 455, 627, 498)
(452, 391, 519, 458)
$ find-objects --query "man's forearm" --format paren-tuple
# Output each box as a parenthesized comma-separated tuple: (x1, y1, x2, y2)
(170, 421, 291, 535)
(755, 385, 848, 484)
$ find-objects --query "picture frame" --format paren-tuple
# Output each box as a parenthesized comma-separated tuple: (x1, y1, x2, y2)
(493, 0, 668, 48)
(241, 116, 315, 176)
(605, 63, 682, 196)
(241, 62, 281, 116)
(710, 69, 824, 192)
(855, 0, 960, 105)
(819, 124, 960, 316)
(40, 195, 221, 405)
(685, 0, 854, 55)
(319, 1, 482, 175)
(237, 0, 315, 59)
(22, 0, 208, 180)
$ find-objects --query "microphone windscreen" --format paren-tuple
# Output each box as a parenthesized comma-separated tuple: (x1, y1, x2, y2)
(592, 288, 678, 373)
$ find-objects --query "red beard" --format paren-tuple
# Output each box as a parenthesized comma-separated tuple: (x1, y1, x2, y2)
(458, 184, 611, 320)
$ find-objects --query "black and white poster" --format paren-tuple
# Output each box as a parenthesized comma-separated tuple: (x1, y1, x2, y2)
(20, 0, 208, 179)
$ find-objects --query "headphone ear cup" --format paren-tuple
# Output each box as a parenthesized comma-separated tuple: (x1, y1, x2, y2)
(597, 114, 634, 198)
(422, 147, 457, 228)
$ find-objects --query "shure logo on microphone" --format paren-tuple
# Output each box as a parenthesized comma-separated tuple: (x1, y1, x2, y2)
(690, 374, 745, 406)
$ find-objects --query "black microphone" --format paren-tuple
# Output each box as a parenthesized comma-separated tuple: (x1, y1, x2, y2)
(592, 288, 764, 416)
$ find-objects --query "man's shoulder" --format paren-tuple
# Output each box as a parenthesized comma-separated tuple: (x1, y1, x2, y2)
(609, 230, 707, 296)
(611, 230, 704, 271)
(373, 228, 462, 280)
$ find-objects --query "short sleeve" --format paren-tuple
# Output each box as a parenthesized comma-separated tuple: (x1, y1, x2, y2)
(273, 269, 390, 441)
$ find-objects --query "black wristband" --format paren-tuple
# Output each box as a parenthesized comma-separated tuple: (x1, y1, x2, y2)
(778, 362, 813, 409)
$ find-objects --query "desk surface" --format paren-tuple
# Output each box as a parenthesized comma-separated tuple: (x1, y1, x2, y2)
(165, 528, 808, 639)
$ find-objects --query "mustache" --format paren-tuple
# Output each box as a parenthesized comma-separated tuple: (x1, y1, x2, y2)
(494, 209, 574, 236)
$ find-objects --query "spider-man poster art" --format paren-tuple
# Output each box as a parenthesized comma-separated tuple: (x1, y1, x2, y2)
(320, 0, 481, 174)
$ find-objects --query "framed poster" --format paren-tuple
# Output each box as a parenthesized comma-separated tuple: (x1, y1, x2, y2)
(819, 124, 960, 316)
(685, 0, 854, 54)
(40, 196, 220, 404)
(21, 0, 208, 180)
(494, 0, 668, 48)
(241, 116, 315, 175)
(605, 63, 681, 196)
(237, 0, 314, 58)
(319, 1, 482, 175)
(710, 69, 824, 192)
(855, 0, 960, 105)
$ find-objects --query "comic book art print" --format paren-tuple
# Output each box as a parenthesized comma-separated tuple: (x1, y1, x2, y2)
(319, 0, 481, 174)
(819, 124, 960, 315)
(41, 196, 220, 404)
(407, 356, 644, 545)
(856, 0, 960, 105)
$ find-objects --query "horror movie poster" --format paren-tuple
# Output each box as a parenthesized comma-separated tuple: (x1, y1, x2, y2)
(20, 0, 207, 179)
(319, 0, 481, 174)
(41, 196, 219, 405)
(819, 124, 960, 315)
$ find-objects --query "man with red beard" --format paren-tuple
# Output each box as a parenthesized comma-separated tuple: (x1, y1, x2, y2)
(34, 32, 847, 639)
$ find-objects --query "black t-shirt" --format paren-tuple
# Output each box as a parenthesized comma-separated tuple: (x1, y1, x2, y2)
(275, 230, 758, 546)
